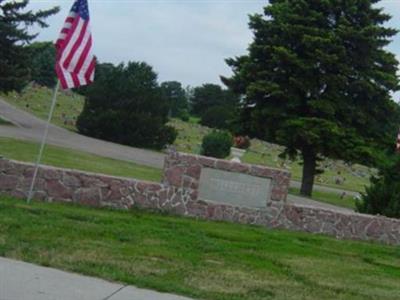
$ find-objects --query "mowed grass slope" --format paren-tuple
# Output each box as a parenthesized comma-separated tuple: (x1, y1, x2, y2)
(170, 118, 373, 192)
(0, 196, 399, 300)
(0, 137, 162, 182)
(1, 85, 84, 131)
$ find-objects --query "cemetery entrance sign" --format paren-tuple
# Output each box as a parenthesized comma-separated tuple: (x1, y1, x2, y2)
(163, 151, 291, 208)
(198, 168, 271, 208)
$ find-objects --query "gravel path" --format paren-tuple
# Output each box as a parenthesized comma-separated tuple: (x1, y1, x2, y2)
(0, 98, 357, 213)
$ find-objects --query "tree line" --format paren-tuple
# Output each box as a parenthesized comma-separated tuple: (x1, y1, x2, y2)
(23, 41, 239, 147)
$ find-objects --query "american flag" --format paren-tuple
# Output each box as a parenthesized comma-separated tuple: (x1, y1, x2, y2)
(55, 0, 95, 90)
(397, 129, 400, 153)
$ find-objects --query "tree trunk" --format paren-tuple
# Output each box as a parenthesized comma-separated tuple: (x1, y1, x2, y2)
(300, 150, 317, 197)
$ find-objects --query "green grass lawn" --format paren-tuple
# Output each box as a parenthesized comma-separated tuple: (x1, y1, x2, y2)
(169, 118, 211, 154)
(1, 85, 84, 131)
(289, 188, 357, 210)
(170, 118, 372, 192)
(0, 196, 399, 300)
(242, 144, 371, 193)
(0, 137, 162, 182)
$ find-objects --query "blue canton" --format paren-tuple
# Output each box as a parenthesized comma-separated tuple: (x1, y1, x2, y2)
(71, 0, 90, 20)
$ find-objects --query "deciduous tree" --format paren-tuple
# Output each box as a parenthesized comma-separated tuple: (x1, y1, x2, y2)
(77, 62, 177, 150)
(160, 81, 189, 119)
(191, 84, 238, 117)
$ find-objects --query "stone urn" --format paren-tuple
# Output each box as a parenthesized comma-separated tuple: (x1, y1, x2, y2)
(230, 147, 246, 163)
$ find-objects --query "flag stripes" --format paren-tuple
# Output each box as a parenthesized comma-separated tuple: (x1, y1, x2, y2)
(55, 0, 95, 89)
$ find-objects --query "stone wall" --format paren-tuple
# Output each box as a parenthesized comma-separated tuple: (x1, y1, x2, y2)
(272, 204, 400, 245)
(1, 154, 400, 245)
(0, 157, 166, 209)
(163, 151, 291, 204)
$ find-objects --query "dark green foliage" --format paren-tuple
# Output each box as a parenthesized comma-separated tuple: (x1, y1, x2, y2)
(357, 157, 400, 218)
(77, 62, 177, 150)
(200, 105, 234, 130)
(201, 131, 233, 158)
(0, 117, 11, 125)
(223, 0, 400, 196)
(160, 81, 189, 119)
(26, 42, 56, 88)
(191, 83, 239, 117)
(190, 83, 238, 130)
(178, 110, 190, 122)
(0, 0, 59, 92)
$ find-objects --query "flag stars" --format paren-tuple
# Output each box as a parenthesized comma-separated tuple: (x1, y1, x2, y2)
(72, 0, 89, 20)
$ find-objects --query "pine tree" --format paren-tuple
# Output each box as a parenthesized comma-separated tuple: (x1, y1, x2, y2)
(223, 0, 400, 196)
(27, 41, 56, 88)
(0, 0, 59, 92)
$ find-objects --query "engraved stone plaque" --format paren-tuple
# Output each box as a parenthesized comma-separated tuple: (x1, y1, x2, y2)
(198, 168, 271, 208)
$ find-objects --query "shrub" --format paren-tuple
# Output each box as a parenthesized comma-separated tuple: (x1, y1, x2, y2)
(356, 157, 400, 218)
(200, 106, 234, 130)
(201, 131, 233, 159)
(178, 110, 190, 122)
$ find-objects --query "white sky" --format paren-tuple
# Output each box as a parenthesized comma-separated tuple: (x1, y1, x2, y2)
(27, 0, 400, 96)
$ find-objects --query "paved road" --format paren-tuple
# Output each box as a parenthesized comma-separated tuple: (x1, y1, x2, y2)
(286, 194, 353, 213)
(290, 180, 358, 197)
(288, 181, 356, 213)
(0, 99, 164, 168)
(0, 257, 192, 300)
(0, 98, 356, 212)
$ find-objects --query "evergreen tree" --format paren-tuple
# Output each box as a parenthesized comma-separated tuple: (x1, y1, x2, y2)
(26, 41, 56, 88)
(223, 0, 399, 196)
(200, 106, 235, 130)
(77, 62, 177, 150)
(357, 156, 400, 218)
(0, 0, 59, 92)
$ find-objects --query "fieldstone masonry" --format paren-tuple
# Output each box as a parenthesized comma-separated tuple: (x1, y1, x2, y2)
(163, 151, 291, 206)
(1, 152, 400, 245)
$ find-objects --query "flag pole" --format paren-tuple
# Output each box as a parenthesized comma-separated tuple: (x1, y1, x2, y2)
(27, 80, 61, 203)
